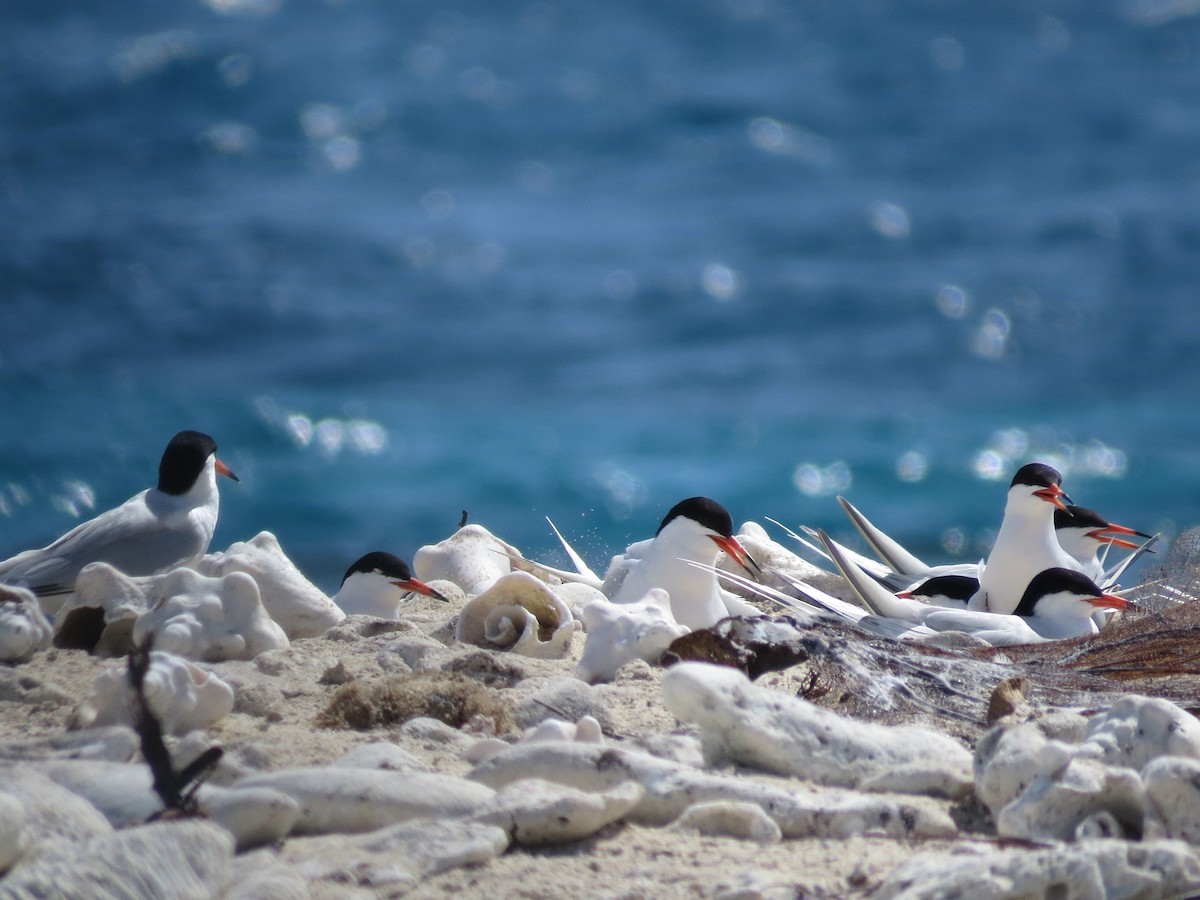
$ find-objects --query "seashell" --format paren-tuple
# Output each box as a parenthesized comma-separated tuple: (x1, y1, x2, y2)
(199, 531, 344, 638)
(873, 840, 1200, 900)
(235, 767, 495, 836)
(202, 785, 301, 850)
(73, 649, 235, 736)
(1144, 756, 1200, 842)
(0, 584, 52, 663)
(282, 819, 510, 887)
(668, 800, 782, 844)
(413, 524, 519, 597)
(0, 726, 139, 764)
(131, 567, 289, 662)
(468, 741, 956, 839)
(973, 715, 1081, 817)
(993, 755, 1145, 842)
(465, 715, 604, 764)
(470, 778, 643, 847)
(26, 758, 298, 850)
(0, 791, 24, 873)
(454, 571, 580, 658)
(661, 661, 974, 799)
(54, 563, 154, 655)
(575, 590, 689, 684)
(1078, 694, 1200, 770)
(0, 764, 114, 853)
(0, 818, 234, 899)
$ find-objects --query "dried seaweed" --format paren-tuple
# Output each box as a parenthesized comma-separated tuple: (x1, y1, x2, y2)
(316, 670, 514, 732)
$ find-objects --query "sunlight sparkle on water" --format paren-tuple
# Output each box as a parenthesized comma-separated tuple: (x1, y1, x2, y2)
(323, 135, 361, 171)
(935, 284, 969, 319)
(592, 462, 644, 520)
(793, 461, 852, 497)
(112, 30, 197, 82)
(940, 527, 967, 555)
(52, 481, 96, 519)
(973, 428, 1128, 481)
(203, 122, 258, 157)
(970, 308, 1011, 360)
(256, 398, 390, 459)
(747, 117, 833, 166)
(701, 264, 739, 302)
(868, 202, 911, 239)
(895, 451, 928, 483)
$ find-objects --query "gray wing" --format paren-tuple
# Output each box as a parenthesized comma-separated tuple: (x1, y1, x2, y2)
(0, 492, 206, 595)
(920, 609, 1043, 646)
(837, 496, 931, 580)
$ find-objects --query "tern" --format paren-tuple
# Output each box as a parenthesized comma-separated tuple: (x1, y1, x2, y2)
(1054, 505, 1155, 584)
(0, 430, 239, 615)
(813, 526, 1130, 642)
(975, 463, 1081, 614)
(799, 490, 1156, 612)
(522, 496, 763, 631)
(793, 463, 1078, 615)
(333, 551, 450, 618)
(711, 553, 1129, 647)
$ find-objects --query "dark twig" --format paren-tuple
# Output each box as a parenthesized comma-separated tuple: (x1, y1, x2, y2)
(127, 635, 223, 819)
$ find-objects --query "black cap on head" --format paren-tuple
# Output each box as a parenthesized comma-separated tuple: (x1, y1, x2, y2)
(907, 574, 979, 603)
(158, 430, 219, 496)
(1013, 567, 1101, 617)
(1054, 505, 1107, 530)
(657, 496, 734, 537)
(341, 551, 413, 587)
(1010, 462, 1062, 490)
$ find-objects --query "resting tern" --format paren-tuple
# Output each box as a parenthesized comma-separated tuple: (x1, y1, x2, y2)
(713, 550, 1129, 646)
(0, 430, 239, 615)
(334, 551, 450, 618)
(898, 568, 1129, 645)
(523, 496, 763, 631)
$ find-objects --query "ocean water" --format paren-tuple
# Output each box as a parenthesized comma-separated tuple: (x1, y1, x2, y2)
(3, 0, 1200, 593)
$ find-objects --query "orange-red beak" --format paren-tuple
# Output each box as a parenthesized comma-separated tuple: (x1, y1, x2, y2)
(1034, 483, 1070, 511)
(1086, 591, 1131, 611)
(1089, 521, 1151, 550)
(391, 577, 450, 603)
(215, 458, 240, 482)
(710, 534, 762, 578)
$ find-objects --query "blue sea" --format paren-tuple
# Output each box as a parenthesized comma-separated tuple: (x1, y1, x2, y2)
(3, 0, 1200, 594)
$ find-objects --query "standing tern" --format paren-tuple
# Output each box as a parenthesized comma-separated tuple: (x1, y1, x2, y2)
(0, 430, 238, 615)
(975, 463, 1079, 614)
(334, 551, 450, 618)
(523, 496, 763, 631)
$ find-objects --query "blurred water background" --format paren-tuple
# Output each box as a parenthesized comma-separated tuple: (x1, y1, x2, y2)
(3, 0, 1200, 592)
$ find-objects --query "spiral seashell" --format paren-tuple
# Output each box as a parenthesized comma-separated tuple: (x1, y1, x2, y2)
(455, 571, 579, 658)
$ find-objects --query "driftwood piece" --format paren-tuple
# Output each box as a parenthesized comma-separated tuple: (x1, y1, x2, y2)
(666, 598, 1200, 745)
